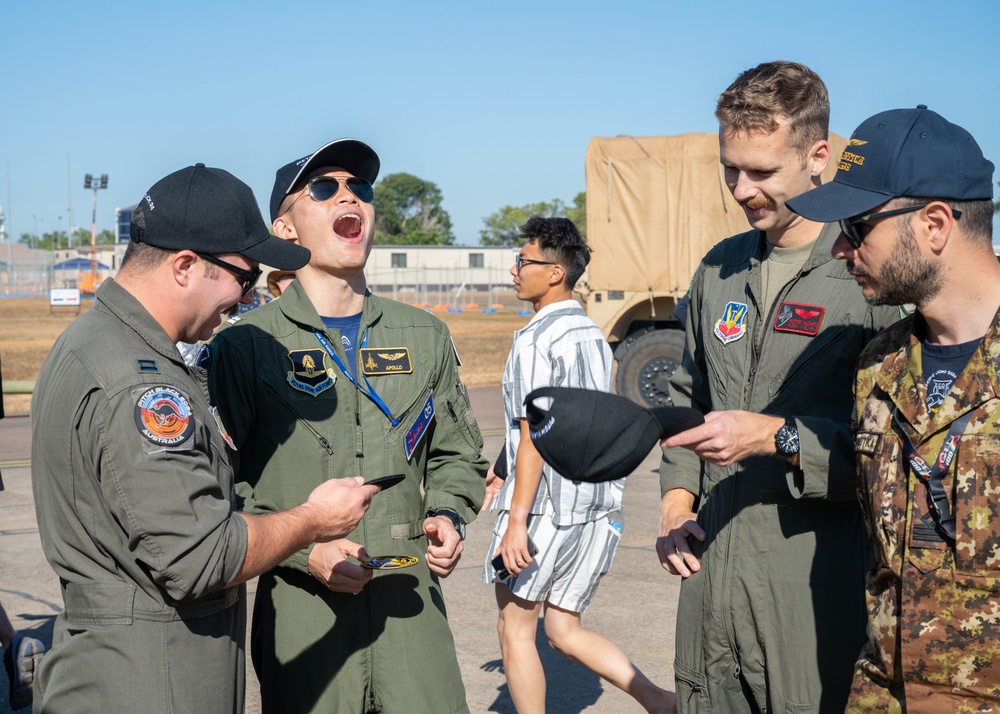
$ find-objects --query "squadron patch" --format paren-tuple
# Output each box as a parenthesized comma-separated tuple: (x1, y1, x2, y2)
(714, 301, 748, 344)
(134, 386, 195, 446)
(361, 347, 413, 375)
(773, 302, 825, 336)
(287, 348, 336, 396)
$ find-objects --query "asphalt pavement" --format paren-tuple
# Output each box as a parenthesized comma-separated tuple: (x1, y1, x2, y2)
(0, 387, 679, 713)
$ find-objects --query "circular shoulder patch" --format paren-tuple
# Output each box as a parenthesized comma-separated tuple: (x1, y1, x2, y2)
(134, 386, 195, 446)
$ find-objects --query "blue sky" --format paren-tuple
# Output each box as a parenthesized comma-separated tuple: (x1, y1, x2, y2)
(2, 0, 998, 246)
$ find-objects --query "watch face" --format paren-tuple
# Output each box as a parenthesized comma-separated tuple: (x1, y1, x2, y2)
(776, 424, 800, 455)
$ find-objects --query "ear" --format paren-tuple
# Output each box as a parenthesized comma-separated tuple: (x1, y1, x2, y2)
(272, 215, 298, 243)
(548, 263, 566, 288)
(921, 201, 955, 254)
(172, 251, 199, 288)
(805, 139, 830, 178)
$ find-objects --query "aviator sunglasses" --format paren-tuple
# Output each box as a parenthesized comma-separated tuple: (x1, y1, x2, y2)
(839, 203, 962, 249)
(195, 253, 262, 297)
(282, 175, 375, 215)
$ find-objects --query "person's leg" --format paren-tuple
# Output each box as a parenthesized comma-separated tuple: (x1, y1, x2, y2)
(0, 600, 14, 649)
(495, 584, 545, 714)
(543, 603, 675, 713)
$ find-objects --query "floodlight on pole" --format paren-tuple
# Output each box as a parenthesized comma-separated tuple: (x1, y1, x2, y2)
(85, 173, 108, 294)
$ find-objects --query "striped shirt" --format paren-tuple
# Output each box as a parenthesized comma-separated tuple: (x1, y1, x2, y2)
(495, 299, 621, 525)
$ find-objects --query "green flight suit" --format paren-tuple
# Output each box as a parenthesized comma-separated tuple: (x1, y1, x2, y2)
(31, 279, 249, 714)
(661, 225, 900, 713)
(848, 307, 1000, 712)
(207, 281, 487, 714)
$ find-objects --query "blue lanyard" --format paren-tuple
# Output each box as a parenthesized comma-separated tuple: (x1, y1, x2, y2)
(313, 329, 399, 427)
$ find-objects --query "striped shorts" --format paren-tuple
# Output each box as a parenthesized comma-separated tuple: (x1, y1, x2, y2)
(482, 509, 622, 613)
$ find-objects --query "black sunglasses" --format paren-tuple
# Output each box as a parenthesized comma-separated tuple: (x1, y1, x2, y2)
(839, 204, 962, 249)
(514, 255, 557, 274)
(195, 253, 262, 297)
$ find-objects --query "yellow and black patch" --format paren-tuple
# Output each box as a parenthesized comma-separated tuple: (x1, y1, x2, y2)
(360, 348, 412, 375)
(286, 348, 336, 396)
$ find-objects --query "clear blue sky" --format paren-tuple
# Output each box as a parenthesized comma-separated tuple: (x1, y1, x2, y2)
(2, 0, 998, 246)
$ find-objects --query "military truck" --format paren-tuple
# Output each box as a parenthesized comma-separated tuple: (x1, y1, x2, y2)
(578, 132, 846, 407)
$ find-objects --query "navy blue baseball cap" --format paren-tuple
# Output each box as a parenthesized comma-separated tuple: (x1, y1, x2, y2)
(787, 106, 994, 222)
(269, 139, 380, 223)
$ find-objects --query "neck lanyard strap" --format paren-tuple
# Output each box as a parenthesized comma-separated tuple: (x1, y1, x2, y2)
(893, 408, 974, 541)
(314, 329, 398, 427)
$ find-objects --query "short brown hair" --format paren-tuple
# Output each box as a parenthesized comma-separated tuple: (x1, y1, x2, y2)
(716, 61, 830, 155)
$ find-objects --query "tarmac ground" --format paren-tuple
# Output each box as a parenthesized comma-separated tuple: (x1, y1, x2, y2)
(0, 386, 679, 713)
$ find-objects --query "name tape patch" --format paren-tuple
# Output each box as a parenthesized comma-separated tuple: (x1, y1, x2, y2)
(405, 393, 435, 461)
(855, 432, 881, 456)
(361, 348, 413, 375)
(773, 302, 825, 336)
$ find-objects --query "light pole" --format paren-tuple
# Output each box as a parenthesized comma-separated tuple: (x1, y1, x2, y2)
(84, 173, 108, 294)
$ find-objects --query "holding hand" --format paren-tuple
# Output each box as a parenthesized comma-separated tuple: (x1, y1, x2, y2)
(307, 539, 374, 594)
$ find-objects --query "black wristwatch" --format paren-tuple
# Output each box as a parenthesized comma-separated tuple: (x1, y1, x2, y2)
(428, 509, 466, 541)
(774, 417, 800, 460)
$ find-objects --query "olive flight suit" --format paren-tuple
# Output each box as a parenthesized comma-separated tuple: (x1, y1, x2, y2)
(207, 281, 487, 714)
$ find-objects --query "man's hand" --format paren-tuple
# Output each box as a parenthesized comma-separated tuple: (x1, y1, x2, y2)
(660, 410, 785, 466)
(495, 517, 533, 578)
(307, 539, 374, 594)
(479, 466, 504, 514)
(656, 489, 704, 578)
(423, 516, 463, 577)
(305, 477, 378, 541)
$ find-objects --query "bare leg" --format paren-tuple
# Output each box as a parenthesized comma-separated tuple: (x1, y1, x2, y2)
(543, 603, 676, 714)
(495, 583, 546, 714)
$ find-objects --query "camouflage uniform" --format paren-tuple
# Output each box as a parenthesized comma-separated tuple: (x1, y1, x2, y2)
(851, 307, 1000, 713)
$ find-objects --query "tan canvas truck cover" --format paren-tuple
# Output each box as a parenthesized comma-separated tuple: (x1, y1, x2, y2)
(584, 132, 847, 299)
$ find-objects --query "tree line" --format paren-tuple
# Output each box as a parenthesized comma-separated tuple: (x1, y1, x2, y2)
(16, 173, 588, 249)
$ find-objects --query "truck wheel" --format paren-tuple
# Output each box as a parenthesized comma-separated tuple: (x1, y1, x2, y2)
(615, 328, 685, 408)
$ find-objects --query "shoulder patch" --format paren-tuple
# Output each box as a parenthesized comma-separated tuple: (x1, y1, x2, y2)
(361, 347, 413, 375)
(136, 359, 159, 373)
(134, 386, 195, 446)
(196, 344, 211, 371)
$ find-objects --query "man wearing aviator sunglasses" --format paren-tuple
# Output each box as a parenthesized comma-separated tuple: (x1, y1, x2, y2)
(206, 139, 487, 714)
(787, 106, 999, 711)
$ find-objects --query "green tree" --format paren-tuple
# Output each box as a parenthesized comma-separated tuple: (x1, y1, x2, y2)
(373, 173, 454, 245)
(479, 192, 587, 247)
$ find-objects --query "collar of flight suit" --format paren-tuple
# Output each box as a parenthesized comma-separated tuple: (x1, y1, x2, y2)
(96, 278, 189, 364)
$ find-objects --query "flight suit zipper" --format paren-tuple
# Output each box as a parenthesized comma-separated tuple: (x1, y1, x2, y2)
(261, 381, 334, 454)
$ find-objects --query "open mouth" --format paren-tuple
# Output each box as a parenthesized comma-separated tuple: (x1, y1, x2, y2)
(334, 213, 363, 240)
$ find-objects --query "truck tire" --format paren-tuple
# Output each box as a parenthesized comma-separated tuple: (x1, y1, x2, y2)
(615, 328, 685, 408)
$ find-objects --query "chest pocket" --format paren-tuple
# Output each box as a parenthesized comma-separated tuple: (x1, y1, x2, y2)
(953, 434, 1000, 576)
(856, 428, 905, 570)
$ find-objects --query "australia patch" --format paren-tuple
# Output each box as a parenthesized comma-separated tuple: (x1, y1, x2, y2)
(773, 302, 825, 336)
(714, 301, 748, 344)
(404, 392, 435, 461)
(361, 347, 413, 375)
(134, 386, 195, 446)
(287, 348, 335, 396)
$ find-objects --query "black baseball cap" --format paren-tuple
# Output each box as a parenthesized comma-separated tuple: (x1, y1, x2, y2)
(132, 164, 310, 271)
(525, 387, 704, 483)
(269, 139, 380, 223)
(787, 106, 994, 221)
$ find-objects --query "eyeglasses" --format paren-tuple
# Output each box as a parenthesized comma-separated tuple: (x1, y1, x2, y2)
(282, 175, 374, 215)
(839, 204, 962, 249)
(195, 252, 262, 297)
(514, 255, 557, 274)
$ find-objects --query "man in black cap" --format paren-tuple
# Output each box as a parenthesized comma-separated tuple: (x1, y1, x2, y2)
(787, 106, 999, 711)
(656, 61, 900, 713)
(206, 140, 487, 713)
(30, 165, 377, 713)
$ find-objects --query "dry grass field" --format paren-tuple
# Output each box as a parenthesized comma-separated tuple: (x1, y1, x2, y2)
(0, 297, 530, 416)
